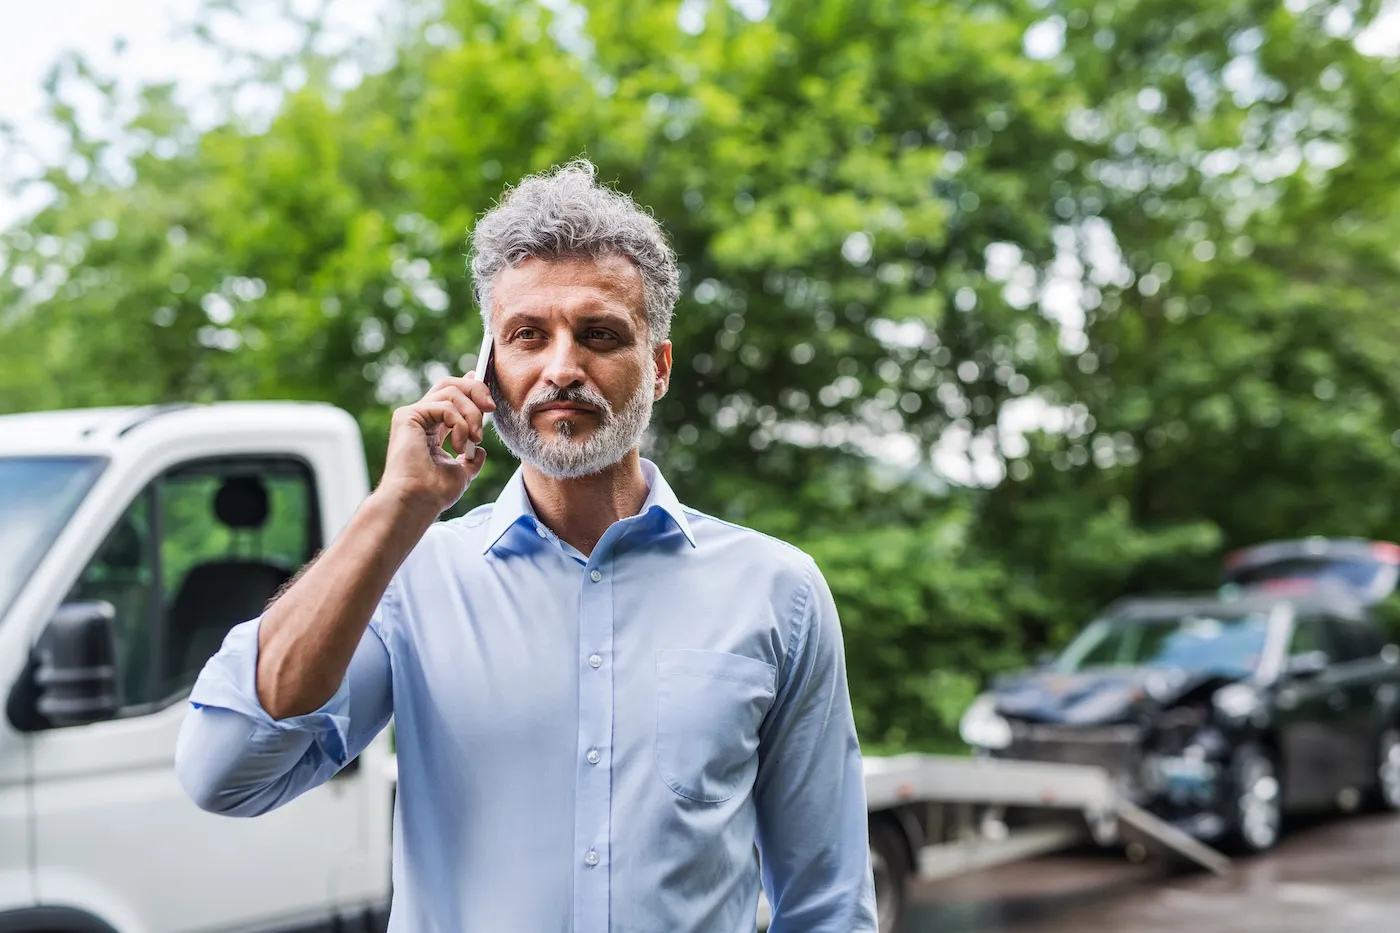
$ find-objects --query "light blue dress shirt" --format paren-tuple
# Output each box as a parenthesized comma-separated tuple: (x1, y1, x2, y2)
(176, 459, 878, 933)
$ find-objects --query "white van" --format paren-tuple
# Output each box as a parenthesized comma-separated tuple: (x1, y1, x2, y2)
(0, 402, 395, 933)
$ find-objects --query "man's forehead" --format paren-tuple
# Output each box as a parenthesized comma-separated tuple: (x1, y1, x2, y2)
(492, 255, 644, 319)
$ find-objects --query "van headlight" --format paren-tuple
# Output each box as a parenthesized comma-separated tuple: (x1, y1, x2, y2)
(959, 693, 1013, 750)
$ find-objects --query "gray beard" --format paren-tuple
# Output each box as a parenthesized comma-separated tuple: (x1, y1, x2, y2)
(488, 363, 655, 479)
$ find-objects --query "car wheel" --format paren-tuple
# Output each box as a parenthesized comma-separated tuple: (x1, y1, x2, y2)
(1227, 744, 1282, 854)
(869, 820, 909, 933)
(1368, 727, 1400, 811)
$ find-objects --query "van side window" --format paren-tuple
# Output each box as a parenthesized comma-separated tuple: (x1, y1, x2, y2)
(156, 459, 319, 698)
(64, 457, 320, 713)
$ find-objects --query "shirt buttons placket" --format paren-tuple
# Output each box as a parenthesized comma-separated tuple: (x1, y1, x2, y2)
(575, 554, 612, 923)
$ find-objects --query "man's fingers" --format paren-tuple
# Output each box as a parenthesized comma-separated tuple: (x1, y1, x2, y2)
(418, 372, 496, 456)
(425, 384, 485, 446)
(428, 373, 497, 415)
(405, 400, 469, 450)
(461, 372, 497, 414)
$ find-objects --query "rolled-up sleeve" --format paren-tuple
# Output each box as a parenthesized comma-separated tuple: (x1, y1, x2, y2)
(753, 561, 877, 932)
(174, 597, 395, 817)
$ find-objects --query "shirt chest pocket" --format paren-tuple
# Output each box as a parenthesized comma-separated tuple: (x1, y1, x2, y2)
(655, 649, 778, 803)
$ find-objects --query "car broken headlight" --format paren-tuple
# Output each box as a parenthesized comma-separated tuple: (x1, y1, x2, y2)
(1212, 683, 1262, 723)
(959, 693, 1013, 750)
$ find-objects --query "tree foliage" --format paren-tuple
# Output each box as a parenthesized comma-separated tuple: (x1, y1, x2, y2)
(4, 0, 1400, 750)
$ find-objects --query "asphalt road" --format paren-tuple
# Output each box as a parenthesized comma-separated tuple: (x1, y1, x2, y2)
(905, 811, 1400, 932)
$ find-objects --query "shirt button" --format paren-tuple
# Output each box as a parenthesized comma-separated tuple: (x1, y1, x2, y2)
(585, 850, 599, 866)
(587, 749, 600, 764)
(590, 569, 602, 583)
(588, 654, 602, 669)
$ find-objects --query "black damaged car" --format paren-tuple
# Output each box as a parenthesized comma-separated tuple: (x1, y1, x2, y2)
(959, 583, 1400, 853)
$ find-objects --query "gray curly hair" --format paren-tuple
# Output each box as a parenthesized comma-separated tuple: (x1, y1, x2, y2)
(467, 159, 680, 346)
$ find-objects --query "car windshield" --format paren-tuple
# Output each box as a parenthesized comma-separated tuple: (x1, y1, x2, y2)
(1055, 611, 1272, 678)
(0, 457, 106, 624)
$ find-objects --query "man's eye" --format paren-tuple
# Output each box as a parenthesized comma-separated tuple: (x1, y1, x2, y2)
(514, 328, 541, 341)
(585, 329, 615, 341)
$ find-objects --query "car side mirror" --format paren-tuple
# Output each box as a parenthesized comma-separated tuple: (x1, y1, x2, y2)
(1286, 649, 1329, 680)
(32, 601, 121, 727)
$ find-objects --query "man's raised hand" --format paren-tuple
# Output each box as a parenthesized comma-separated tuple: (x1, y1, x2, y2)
(377, 372, 497, 516)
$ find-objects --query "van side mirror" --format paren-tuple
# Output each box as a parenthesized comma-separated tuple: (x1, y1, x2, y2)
(32, 601, 121, 727)
(1286, 649, 1329, 680)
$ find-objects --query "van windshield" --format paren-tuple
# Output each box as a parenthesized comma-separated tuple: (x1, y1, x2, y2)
(0, 457, 106, 624)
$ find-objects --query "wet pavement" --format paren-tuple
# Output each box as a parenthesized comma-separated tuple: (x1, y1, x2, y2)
(906, 811, 1400, 932)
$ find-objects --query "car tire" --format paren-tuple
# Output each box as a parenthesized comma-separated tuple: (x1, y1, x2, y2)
(1367, 726, 1400, 811)
(1224, 743, 1283, 854)
(869, 819, 910, 933)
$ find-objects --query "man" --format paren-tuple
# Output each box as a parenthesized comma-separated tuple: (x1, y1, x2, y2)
(176, 159, 878, 932)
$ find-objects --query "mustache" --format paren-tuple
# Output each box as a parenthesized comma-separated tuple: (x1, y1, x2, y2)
(519, 383, 613, 420)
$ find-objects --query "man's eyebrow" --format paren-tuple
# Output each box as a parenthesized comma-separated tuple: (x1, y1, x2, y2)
(498, 311, 548, 330)
(498, 308, 635, 329)
(577, 312, 636, 330)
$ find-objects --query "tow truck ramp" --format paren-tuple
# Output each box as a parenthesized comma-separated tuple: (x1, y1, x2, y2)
(758, 753, 1229, 931)
(864, 753, 1231, 875)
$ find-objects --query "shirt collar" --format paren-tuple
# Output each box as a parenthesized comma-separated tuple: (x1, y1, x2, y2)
(480, 466, 536, 554)
(481, 458, 696, 554)
(637, 458, 697, 548)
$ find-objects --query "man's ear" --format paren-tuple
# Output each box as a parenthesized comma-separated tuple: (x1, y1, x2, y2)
(653, 341, 673, 400)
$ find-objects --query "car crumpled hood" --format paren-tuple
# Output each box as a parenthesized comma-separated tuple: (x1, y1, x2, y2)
(990, 667, 1242, 725)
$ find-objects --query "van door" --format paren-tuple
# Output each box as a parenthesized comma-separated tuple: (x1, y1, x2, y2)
(0, 746, 31, 911)
(26, 454, 376, 932)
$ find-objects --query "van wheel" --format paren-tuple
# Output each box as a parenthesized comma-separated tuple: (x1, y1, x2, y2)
(1225, 744, 1282, 854)
(869, 819, 910, 933)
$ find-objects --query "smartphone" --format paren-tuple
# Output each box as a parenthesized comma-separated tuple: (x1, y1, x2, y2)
(459, 328, 493, 461)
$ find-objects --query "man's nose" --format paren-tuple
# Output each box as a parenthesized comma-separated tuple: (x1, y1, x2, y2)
(541, 334, 587, 388)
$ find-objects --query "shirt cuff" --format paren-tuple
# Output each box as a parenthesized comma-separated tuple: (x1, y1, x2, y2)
(188, 616, 352, 765)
